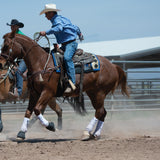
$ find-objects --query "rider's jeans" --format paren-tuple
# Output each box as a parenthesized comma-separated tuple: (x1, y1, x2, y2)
(61, 41, 78, 84)
(15, 59, 27, 96)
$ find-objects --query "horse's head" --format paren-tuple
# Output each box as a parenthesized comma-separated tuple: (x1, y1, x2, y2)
(1, 30, 25, 63)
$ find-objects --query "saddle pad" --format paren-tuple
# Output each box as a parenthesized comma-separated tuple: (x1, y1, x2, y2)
(51, 51, 100, 74)
(74, 54, 100, 74)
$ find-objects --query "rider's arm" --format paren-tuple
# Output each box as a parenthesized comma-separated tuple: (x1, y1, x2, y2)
(46, 23, 63, 35)
(74, 25, 84, 41)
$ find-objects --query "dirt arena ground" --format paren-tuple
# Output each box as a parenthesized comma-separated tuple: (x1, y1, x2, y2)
(1, 109, 160, 160)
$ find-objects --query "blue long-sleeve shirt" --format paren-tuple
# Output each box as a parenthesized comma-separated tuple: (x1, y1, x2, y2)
(46, 14, 81, 44)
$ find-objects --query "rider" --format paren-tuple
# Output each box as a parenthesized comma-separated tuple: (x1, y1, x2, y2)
(39, 3, 84, 93)
(7, 19, 27, 99)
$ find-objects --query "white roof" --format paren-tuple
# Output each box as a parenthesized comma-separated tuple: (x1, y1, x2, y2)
(78, 36, 160, 57)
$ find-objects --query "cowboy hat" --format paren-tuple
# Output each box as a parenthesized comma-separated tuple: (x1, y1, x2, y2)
(40, 4, 61, 15)
(7, 19, 24, 28)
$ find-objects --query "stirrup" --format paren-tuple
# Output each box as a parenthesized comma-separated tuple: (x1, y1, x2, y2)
(64, 80, 76, 94)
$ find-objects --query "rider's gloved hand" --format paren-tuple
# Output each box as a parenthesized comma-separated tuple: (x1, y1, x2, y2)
(79, 33, 84, 41)
(40, 31, 46, 36)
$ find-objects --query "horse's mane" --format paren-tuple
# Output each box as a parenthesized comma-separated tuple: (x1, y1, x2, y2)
(3, 32, 36, 45)
(15, 33, 36, 44)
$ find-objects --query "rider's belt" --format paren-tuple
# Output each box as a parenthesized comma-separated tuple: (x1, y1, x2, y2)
(62, 39, 76, 46)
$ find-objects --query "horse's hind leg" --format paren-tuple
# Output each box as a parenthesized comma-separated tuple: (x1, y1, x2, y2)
(48, 97, 63, 130)
(91, 107, 107, 139)
(82, 91, 107, 140)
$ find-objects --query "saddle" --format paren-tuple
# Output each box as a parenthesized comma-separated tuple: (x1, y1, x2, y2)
(51, 46, 100, 74)
(42, 45, 100, 97)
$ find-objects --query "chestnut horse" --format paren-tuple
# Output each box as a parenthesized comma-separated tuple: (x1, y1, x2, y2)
(0, 56, 62, 134)
(1, 31, 129, 140)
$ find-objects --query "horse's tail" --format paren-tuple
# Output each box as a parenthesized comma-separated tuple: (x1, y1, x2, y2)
(115, 65, 130, 97)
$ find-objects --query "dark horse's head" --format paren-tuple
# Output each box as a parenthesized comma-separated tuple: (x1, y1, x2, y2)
(1, 30, 26, 63)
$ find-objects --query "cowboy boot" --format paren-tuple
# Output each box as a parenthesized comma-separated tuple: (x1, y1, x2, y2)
(64, 80, 76, 93)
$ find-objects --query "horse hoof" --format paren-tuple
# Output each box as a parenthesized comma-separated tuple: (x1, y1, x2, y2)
(81, 131, 91, 141)
(17, 131, 25, 140)
(94, 135, 101, 140)
(0, 121, 3, 132)
(46, 122, 55, 132)
(90, 134, 101, 140)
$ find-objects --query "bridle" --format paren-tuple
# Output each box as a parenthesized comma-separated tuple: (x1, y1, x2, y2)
(1, 36, 38, 64)
(1, 34, 59, 82)
(1, 37, 22, 64)
(2, 34, 51, 71)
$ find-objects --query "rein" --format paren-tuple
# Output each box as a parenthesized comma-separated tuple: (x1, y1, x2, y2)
(33, 33, 52, 70)
(15, 34, 52, 71)
(28, 65, 60, 82)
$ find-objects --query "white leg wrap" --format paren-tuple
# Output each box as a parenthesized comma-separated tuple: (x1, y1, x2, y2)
(38, 114, 49, 127)
(20, 117, 30, 132)
(93, 120, 104, 137)
(86, 117, 98, 133)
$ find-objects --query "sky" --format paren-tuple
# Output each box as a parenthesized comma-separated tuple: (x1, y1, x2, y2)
(0, 0, 160, 45)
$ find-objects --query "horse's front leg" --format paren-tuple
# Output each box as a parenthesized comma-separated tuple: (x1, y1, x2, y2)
(27, 104, 46, 129)
(34, 91, 55, 132)
(17, 92, 39, 140)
